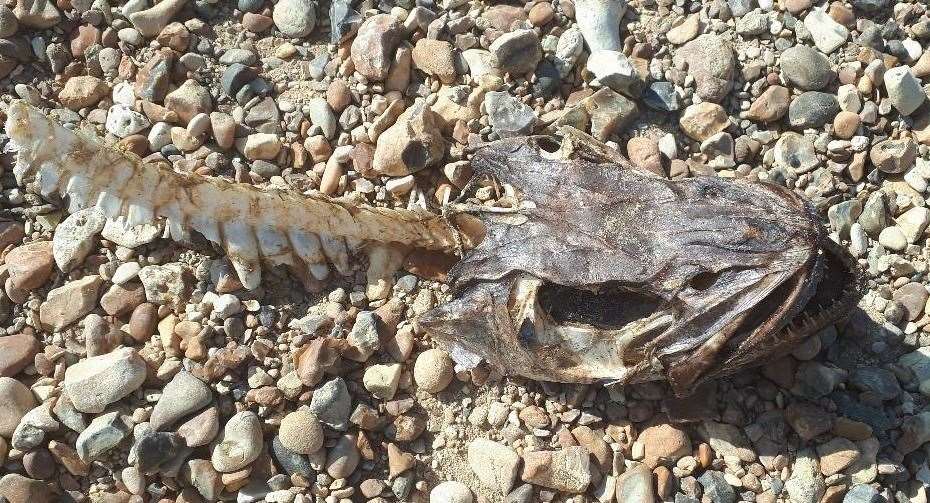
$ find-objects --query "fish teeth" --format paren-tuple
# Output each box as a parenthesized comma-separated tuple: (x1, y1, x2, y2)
(36, 163, 62, 198)
(256, 226, 293, 267)
(159, 201, 190, 242)
(95, 190, 125, 218)
(288, 229, 330, 280)
(222, 220, 262, 290)
(64, 174, 94, 213)
(126, 202, 154, 227)
(190, 215, 221, 244)
(366, 244, 406, 300)
(320, 234, 350, 275)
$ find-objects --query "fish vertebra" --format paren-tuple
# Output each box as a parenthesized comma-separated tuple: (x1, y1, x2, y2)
(5, 101, 470, 294)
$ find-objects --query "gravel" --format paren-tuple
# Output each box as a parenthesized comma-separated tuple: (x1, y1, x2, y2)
(0, 0, 929, 500)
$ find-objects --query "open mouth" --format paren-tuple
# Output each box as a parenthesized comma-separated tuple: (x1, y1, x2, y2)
(506, 237, 863, 391)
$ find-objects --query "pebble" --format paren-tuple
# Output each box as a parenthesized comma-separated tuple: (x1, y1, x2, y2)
(431, 481, 474, 503)
(673, 34, 736, 102)
(278, 408, 323, 454)
(6, 241, 54, 295)
(135, 431, 185, 472)
(211, 411, 263, 473)
(128, 0, 185, 37)
(639, 423, 691, 468)
(351, 14, 404, 80)
(870, 138, 916, 174)
(0, 473, 54, 502)
(64, 347, 147, 413)
(149, 371, 212, 431)
(700, 421, 756, 462)
(773, 132, 819, 173)
(843, 484, 882, 503)
(373, 101, 446, 176)
(698, 470, 737, 503)
(785, 450, 826, 503)
(0, 377, 36, 438)
(0, 334, 41, 378)
(58, 76, 110, 110)
(75, 411, 129, 461)
(12, 0, 60, 28)
(412, 39, 457, 84)
(164, 79, 213, 125)
(786, 402, 833, 440)
(240, 133, 282, 161)
(467, 439, 520, 495)
(39, 275, 103, 331)
(521, 446, 591, 492)
(884, 66, 925, 116)
(779, 45, 833, 90)
(325, 434, 360, 478)
(615, 463, 654, 502)
(878, 227, 907, 251)
(746, 85, 789, 123)
(587, 50, 644, 97)
(309, 377, 352, 431)
(490, 29, 542, 75)
(52, 207, 105, 272)
(679, 102, 729, 141)
(363, 363, 402, 400)
(816, 437, 860, 476)
(643, 81, 679, 112)
(177, 405, 220, 447)
(184, 459, 222, 500)
(832, 111, 859, 139)
(554, 27, 585, 77)
(485, 91, 537, 138)
(414, 348, 455, 393)
(272, 0, 316, 37)
(804, 9, 848, 53)
(306, 97, 338, 140)
(106, 105, 151, 138)
(573, 0, 626, 51)
(0, 6, 19, 37)
(667, 13, 701, 45)
(788, 91, 839, 129)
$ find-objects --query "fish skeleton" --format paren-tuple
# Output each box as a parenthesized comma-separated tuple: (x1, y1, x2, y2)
(4, 101, 863, 395)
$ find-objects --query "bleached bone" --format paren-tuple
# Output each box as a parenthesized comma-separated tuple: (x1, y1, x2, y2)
(5, 102, 469, 290)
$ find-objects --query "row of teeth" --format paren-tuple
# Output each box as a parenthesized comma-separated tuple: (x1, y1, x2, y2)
(5, 102, 454, 293)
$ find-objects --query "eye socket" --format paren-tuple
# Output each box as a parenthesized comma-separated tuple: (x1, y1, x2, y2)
(536, 137, 561, 153)
(690, 271, 720, 291)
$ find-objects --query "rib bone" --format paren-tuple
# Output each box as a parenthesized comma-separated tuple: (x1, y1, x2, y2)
(5, 102, 468, 290)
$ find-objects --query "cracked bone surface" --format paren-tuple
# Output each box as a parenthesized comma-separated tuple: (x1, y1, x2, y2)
(4, 101, 465, 293)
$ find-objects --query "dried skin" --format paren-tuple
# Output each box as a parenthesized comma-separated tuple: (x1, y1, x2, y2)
(420, 134, 863, 395)
(5, 102, 468, 290)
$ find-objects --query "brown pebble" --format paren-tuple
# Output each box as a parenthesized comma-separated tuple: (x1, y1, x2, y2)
(242, 12, 274, 32)
(653, 465, 676, 499)
(697, 442, 713, 468)
(827, 1, 855, 28)
(528, 2, 554, 26)
(128, 303, 158, 343)
(23, 449, 55, 480)
(626, 137, 665, 176)
(0, 333, 41, 377)
(0, 474, 54, 503)
(326, 79, 353, 113)
(832, 111, 860, 140)
(100, 282, 146, 317)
